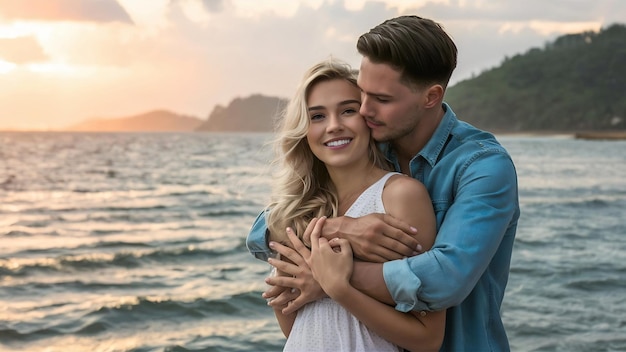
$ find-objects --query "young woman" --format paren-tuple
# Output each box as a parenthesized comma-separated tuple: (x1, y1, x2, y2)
(263, 58, 445, 352)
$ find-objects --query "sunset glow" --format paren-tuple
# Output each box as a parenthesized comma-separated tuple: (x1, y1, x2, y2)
(500, 21, 604, 36)
(0, 0, 622, 131)
(0, 59, 16, 73)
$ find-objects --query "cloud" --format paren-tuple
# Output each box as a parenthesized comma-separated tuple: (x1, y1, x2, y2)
(402, 0, 623, 24)
(0, 0, 133, 24)
(165, 1, 400, 109)
(200, 0, 226, 13)
(385, 0, 620, 80)
(0, 0, 625, 130)
(0, 36, 48, 63)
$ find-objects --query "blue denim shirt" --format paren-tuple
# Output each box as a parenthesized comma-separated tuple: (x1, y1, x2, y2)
(246, 103, 520, 351)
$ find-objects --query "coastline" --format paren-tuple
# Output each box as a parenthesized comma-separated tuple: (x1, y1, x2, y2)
(573, 131, 626, 140)
(3, 129, 626, 140)
(490, 130, 626, 140)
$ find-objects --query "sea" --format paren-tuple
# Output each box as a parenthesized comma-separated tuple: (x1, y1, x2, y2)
(0, 132, 624, 352)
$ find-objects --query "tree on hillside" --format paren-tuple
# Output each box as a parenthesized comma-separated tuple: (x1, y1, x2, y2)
(445, 23, 626, 132)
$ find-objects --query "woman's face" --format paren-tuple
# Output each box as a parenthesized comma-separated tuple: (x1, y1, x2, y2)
(305, 78, 371, 170)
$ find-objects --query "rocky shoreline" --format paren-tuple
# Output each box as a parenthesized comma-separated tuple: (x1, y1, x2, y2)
(574, 131, 626, 140)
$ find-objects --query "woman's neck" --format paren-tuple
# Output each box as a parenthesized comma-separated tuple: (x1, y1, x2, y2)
(327, 161, 388, 216)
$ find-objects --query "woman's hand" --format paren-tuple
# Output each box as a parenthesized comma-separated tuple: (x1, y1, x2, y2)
(264, 227, 327, 315)
(308, 217, 354, 298)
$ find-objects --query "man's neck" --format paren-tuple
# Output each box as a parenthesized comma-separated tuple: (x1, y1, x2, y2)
(393, 106, 445, 174)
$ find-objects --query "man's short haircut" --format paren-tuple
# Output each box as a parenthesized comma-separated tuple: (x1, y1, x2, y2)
(357, 15, 457, 89)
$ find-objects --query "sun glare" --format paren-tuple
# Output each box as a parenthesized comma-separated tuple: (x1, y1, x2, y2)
(0, 21, 53, 38)
(499, 21, 603, 36)
(232, 0, 318, 17)
(26, 62, 96, 77)
(0, 60, 17, 74)
(529, 21, 603, 36)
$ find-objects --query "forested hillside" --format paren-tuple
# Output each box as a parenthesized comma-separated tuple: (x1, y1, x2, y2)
(445, 24, 626, 132)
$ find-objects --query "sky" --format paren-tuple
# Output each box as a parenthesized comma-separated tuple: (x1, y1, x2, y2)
(0, 0, 624, 130)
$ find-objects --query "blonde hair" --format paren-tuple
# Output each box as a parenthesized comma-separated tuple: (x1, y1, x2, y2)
(266, 58, 390, 246)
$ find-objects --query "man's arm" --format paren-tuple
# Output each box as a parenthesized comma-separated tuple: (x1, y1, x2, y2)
(245, 210, 420, 262)
(348, 175, 437, 307)
(321, 214, 422, 262)
(249, 198, 427, 311)
(382, 152, 519, 312)
(246, 210, 273, 262)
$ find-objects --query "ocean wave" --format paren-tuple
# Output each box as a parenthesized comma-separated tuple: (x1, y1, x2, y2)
(87, 293, 267, 320)
(2, 279, 169, 294)
(0, 318, 114, 345)
(163, 190, 216, 197)
(9, 219, 53, 228)
(198, 209, 257, 217)
(1, 228, 61, 238)
(0, 246, 236, 278)
(84, 240, 154, 249)
(2, 230, 34, 237)
(0, 293, 271, 348)
(565, 276, 626, 291)
(0, 327, 57, 343)
(521, 193, 625, 208)
(562, 197, 625, 209)
(18, 203, 174, 214)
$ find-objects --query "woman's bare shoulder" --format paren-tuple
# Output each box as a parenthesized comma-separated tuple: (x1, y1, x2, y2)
(383, 174, 430, 201)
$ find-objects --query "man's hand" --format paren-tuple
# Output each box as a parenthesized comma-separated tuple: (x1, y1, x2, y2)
(321, 214, 423, 262)
(264, 228, 326, 315)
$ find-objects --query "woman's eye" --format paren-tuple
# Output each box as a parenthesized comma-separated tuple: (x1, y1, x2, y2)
(310, 114, 325, 121)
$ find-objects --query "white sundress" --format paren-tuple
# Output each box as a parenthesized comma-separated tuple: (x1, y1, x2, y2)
(283, 172, 402, 352)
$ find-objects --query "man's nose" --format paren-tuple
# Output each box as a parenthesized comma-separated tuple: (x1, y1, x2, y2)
(360, 95, 371, 117)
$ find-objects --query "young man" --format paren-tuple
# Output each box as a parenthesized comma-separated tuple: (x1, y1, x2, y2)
(248, 15, 520, 351)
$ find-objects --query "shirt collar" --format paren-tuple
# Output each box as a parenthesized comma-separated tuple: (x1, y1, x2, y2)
(381, 102, 458, 168)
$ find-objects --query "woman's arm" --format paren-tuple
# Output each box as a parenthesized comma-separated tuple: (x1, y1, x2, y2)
(308, 216, 444, 352)
(327, 270, 444, 352)
(308, 176, 444, 351)
(263, 239, 327, 337)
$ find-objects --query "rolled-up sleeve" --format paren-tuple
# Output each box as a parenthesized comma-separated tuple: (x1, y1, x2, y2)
(383, 258, 424, 312)
(246, 210, 273, 262)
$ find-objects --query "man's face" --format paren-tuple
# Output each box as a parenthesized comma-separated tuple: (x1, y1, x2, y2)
(357, 56, 427, 143)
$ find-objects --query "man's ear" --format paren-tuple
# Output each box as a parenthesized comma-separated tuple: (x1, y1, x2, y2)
(424, 84, 444, 109)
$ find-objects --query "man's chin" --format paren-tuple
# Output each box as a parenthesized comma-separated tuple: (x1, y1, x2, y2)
(372, 132, 391, 143)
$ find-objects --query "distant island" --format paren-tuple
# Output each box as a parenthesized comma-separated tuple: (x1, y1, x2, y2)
(64, 95, 287, 133)
(64, 23, 625, 135)
(195, 94, 287, 132)
(67, 110, 203, 132)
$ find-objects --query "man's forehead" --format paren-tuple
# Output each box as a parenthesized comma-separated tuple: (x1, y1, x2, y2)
(359, 58, 401, 78)
(357, 60, 401, 92)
